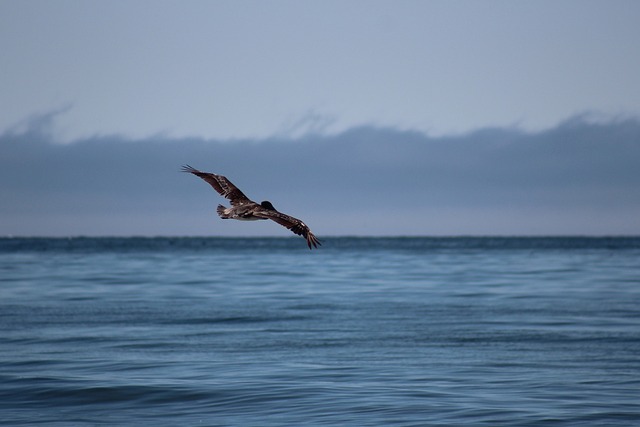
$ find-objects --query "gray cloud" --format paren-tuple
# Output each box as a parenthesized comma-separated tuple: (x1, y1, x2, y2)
(1, 113, 639, 236)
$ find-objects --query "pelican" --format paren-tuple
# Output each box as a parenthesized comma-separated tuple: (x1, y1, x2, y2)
(182, 165, 321, 249)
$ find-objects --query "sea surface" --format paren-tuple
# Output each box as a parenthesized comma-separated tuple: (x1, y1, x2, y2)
(1, 237, 639, 426)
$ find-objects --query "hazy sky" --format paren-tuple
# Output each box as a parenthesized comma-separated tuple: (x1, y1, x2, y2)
(2, 1, 640, 237)
(2, 115, 639, 236)
(2, 1, 640, 141)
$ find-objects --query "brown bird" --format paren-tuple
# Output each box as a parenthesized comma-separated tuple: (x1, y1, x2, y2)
(182, 165, 321, 249)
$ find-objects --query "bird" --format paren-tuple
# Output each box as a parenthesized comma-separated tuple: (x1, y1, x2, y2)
(181, 165, 321, 249)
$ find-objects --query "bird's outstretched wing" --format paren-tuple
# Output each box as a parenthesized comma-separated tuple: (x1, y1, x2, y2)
(182, 165, 252, 206)
(255, 209, 321, 249)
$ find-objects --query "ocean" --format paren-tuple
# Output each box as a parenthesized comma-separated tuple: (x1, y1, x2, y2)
(1, 237, 639, 426)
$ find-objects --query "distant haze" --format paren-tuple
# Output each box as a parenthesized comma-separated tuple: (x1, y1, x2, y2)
(2, 2, 640, 236)
(2, 113, 639, 236)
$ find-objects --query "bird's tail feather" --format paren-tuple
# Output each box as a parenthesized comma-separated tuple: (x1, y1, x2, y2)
(216, 205, 230, 219)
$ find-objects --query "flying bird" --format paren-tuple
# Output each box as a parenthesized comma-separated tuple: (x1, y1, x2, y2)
(182, 165, 321, 249)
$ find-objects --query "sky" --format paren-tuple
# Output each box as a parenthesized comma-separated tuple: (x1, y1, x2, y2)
(1, 1, 640, 236)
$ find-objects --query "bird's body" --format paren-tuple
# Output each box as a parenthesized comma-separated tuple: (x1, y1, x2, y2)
(182, 165, 321, 249)
(216, 201, 274, 221)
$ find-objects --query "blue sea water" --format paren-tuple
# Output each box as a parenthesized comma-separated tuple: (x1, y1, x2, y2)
(1, 237, 639, 426)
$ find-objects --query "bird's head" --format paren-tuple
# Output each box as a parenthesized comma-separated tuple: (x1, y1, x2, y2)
(260, 201, 276, 210)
